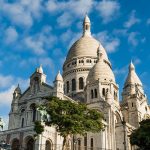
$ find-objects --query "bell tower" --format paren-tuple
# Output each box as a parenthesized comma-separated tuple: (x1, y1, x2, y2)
(121, 62, 150, 127)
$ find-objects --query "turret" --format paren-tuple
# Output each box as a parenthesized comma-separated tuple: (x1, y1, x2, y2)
(13, 84, 21, 99)
(53, 71, 64, 98)
(30, 65, 46, 94)
(8, 84, 22, 129)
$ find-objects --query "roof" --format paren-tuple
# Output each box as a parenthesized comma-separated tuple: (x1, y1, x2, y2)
(124, 62, 142, 87)
(55, 71, 63, 81)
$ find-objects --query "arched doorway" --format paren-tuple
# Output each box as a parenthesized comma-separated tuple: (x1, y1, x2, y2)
(45, 140, 52, 150)
(26, 138, 34, 150)
(11, 139, 20, 150)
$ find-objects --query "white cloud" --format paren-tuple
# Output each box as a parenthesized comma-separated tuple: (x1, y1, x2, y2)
(128, 32, 138, 46)
(47, 0, 93, 16)
(0, 0, 43, 28)
(19, 57, 55, 75)
(57, 13, 73, 28)
(0, 75, 29, 108)
(114, 65, 128, 76)
(60, 29, 74, 43)
(95, 31, 120, 53)
(147, 18, 150, 25)
(4, 26, 18, 44)
(124, 10, 140, 28)
(133, 58, 141, 65)
(0, 86, 15, 107)
(24, 36, 45, 55)
(96, 0, 120, 23)
(22, 25, 57, 55)
(0, 75, 14, 89)
(0, 1, 33, 27)
(47, 0, 93, 27)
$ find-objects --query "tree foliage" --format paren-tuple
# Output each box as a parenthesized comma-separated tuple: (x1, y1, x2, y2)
(130, 119, 150, 150)
(34, 96, 104, 150)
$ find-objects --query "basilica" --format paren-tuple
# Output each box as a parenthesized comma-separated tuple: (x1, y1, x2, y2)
(0, 15, 150, 150)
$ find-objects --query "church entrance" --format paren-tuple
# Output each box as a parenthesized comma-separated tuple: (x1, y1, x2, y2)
(11, 139, 20, 150)
(45, 140, 52, 150)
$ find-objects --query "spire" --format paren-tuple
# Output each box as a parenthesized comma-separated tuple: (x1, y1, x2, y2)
(83, 14, 91, 37)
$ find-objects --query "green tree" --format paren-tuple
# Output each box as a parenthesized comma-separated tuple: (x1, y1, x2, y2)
(130, 119, 150, 150)
(34, 96, 104, 150)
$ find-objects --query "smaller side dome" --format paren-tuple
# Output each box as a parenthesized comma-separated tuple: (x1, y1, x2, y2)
(87, 46, 115, 84)
(55, 71, 63, 81)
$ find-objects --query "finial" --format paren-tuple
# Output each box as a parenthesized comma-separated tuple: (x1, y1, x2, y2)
(129, 60, 135, 71)
(84, 14, 90, 23)
(38, 64, 43, 73)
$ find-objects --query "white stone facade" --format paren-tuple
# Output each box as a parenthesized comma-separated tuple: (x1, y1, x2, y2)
(0, 15, 150, 150)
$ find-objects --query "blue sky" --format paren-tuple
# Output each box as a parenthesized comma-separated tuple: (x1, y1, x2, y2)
(0, 0, 150, 128)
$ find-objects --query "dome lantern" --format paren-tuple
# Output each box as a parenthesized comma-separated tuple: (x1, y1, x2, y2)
(83, 14, 91, 37)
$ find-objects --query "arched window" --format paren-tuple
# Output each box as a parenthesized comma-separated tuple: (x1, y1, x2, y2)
(45, 140, 52, 150)
(85, 25, 89, 30)
(102, 88, 105, 96)
(30, 104, 36, 122)
(91, 138, 93, 150)
(21, 109, 25, 127)
(72, 79, 76, 91)
(91, 90, 94, 99)
(132, 103, 134, 107)
(79, 77, 84, 90)
(145, 106, 147, 111)
(84, 136, 87, 150)
(94, 89, 97, 98)
(21, 118, 24, 128)
(77, 139, 81, 150)
(34, 77, 40, 93)
(66, 81, 69, 93)
(11, 139, 20, 150)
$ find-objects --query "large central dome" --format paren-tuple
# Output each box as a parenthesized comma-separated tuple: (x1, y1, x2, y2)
(66, 36, 99, 61)
(65, 15, 109, 64)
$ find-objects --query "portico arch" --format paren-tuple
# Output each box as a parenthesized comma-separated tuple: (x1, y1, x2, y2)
(11, 138, 20, 150)
(24, 136, 35, 150)
(45, 140, 53, 150)
(115, 111, 124, 150)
